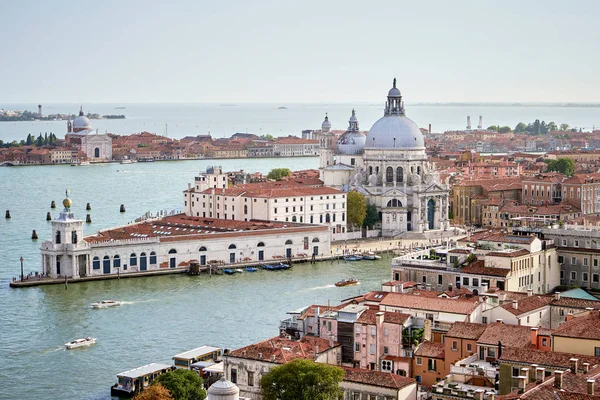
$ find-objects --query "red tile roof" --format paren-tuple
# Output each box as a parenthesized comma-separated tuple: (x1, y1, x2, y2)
(477, 323, 536, 347)
(446, 322, 488, 340)
(499, 347, 600, 369)
(379, 292, 480, 315)
(500, 295, 553, 316)
(553, 311, 600, 340)
(415, 341, 445, 359)
(355, 310, 411, 325)
(341, 367, 415, 390)
(228, 336, 339, 364)
(461, 260, 511, 277)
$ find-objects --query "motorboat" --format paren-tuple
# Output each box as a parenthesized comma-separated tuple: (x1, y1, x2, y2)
(65, 337, 96, 349)
(245, 267, 258, 272)
(343, 255, 362, 261)
(91, 299, 122, 309)
(335, 278, 359, 287)
(223, 269, 236, 275)
(234, 268, 244, 273)
(362, 252, 382, 260)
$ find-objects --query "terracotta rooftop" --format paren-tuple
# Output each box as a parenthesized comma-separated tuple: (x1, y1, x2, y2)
(415, 341, 445, 359)
(553, 311, 600, 340)
(461, 260, 511, 277)
(487, 249, 531, 258)
(355, 310, 411, 326)
(477, 322, 536, 347)
(341, 367, 415, 390)
(228, 336, 339, 364)
(551, 298, 600, 311)
(379, 292, 480, 315)
(446, 322, 488, 340)
(500, 295, 553, 316)
(499, 347, 600, 370)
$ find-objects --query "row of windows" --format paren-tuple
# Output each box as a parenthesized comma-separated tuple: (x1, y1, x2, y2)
(92, 252, 158, 269)
(559, 255, 600, 267)
(561, 270, 600, 283)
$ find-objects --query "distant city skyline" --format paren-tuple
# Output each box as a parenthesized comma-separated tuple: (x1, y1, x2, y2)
(1, 0, 599, 104)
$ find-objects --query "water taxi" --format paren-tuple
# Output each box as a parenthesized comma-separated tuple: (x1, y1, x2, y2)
(91, 299, 122, 309)
(362, 252, 382, 260)
(343, 255, 362, 261)
(335, 278, 359, 287)
(65, 336, 96, 349)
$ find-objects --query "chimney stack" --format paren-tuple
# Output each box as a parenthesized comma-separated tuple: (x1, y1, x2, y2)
(588, 379, 595, 395)
(570, 358, 579, 373)
(474, 389, 484, 400)
(520, 368, 530, 383)
(529, 365, 538, 383)
(376, 311, 385, 325)
(517, 376, 527, 391)
(527, 289, 533, 296)
(315, 345, 319, 354)
(536, 367, 545, 383)
(555, 371, 564, 389)
(486, 392, 495, 400)
(584, 363, 590, 373)
(531, 327, 539, 347)
(512, 300, 518, 310)
(429, 123, 432, 134)
(329, 336, 334, 348)
(554, 292, 561, 301)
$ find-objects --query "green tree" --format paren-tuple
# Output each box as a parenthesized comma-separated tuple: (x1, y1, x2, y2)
(134, 383, 174, 400)
(498, 126, 512, 133)
(36, 134, 43, 147)
(153, 369, 206, 400)
(560, 123, 570, 131)
(486, 125, 499, 132)
(347, 191, 366, 229)
(514, 122, 527, 133)
(546, 122, 558, 132)
(261, 359, 344, 400)
(402, 327, 425, 347)
(267, 168, 291, 181)
(363, 204, 379, 229)
(533, 119, 541, 135)
(26, 134, 33, 146)
(44, 132, 48, 145)
(545, 158, 575, 176)
(262, 134, 274, 140)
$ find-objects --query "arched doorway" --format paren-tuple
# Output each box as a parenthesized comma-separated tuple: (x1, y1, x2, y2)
(94, 147, 100, 158)
(427, 199, 435, 230)
(257, 242, 265, 261)
(140, 252, 147, 270)
(285, 239, 293, 258)
(168, 249, 177, 268)
(228, 244, 236, 263)
(312, 237, 319, 256)
(199, 246, 207, 265)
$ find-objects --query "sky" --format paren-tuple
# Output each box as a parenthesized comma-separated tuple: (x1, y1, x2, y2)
(1, 0, 599, 104)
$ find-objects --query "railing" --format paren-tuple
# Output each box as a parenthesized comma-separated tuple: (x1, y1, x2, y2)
(279, 318, 299, 331)
(432, 321, 452, 332)
(450, 365, 497, 379)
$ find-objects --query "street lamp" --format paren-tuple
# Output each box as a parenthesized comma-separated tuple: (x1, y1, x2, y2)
(20, 257, 24, 282)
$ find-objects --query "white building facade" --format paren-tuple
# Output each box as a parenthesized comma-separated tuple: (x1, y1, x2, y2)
(65, 107, 112, 161)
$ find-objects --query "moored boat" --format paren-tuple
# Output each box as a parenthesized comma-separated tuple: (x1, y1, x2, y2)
(234, 268, 244, 273)
(65, 336, 96, 349)
(362, 252, 382, 260)
(344, 255, 362, 261)
(223, 269, 236, 275)
(245, 267, 258, 272)
(91, 299, 122, 309)
(335, 278, 359, 287)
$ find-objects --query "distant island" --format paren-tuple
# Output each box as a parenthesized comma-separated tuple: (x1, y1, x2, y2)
(278, 106, 288, 110)
(114, 107, 126, 110)
(102, 115, 126, 119)
(0, 109, 102, 122)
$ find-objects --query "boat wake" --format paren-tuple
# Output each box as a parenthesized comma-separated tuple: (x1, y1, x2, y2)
(306, 284, 336, 290)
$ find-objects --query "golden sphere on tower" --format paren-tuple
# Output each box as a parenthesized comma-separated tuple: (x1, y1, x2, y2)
(63, 197, 72, 208)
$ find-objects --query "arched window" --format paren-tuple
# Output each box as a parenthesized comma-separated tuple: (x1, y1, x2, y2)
(292, 216, 297, 222)
(113, 255, 120, 268)
(285, 240, 293, 245)
(55, 231, 61, 244)
(149, 251, 157, 264)
(168, 249, 177, 254)
(369, 166, 373, 175)
(417, 166, 421, 175)
(228, 244, 237, 249)
(396, 167, 403, 182)
(199, 246, 207, 251)
(312, 237, 320, 242)
(387, 199, 402, 207)
(257, 242, 265, 247)
(94, 147, 100, 158)
(244, 205, 248, 214)
(92, 256, 100, 269)
(300, 216, 303, 222)
(325, 213, 331, 223)
(130, 253, 137, 266)
(103, 256, 110, 272)
(386, 167, 393, 183)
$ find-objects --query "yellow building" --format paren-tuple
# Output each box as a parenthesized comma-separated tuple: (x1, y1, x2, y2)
(553, 311, 600, 356)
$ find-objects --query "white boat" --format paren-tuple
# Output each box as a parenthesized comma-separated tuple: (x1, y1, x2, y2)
(65, 337, 96, 349)
(91, 299, 122, 309)
(362, 252, 382, 260)
(234, 268, 244, 273)
(79, 161, 90, 166)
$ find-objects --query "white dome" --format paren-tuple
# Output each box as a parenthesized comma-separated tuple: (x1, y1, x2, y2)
(337, 131, 366, 155)
(207, 377, 239, 398)
(321, 113, 331, 131)
(73, 115, 92, 130)
(366, 115, 424, 149)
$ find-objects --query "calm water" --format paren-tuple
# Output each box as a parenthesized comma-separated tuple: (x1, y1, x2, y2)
(1, 103, 599, 142)
(0, 158, 395, 400)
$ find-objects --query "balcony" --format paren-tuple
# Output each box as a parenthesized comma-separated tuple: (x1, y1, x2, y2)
(279, 318, 299, 332)
(432, 321, 452, 332)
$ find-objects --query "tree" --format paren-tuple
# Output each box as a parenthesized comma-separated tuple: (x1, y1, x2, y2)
(267, 168, 291, 181)
(486, 125, 499, 132)
(545, 158, 575, 176)
(363, 204, 379, 229)
(26, 134, 33, 146)
(560, 123, 570, 131)
(261, 359, 344, 400)
(402, 327, 425, 347)
(153, 369, 206, 400)
(262, 134, 274, 140)
(546, 121, 558, 132)
(347, 191, 366, 229)
(514, 122, 527, 133)
(498, 126, 512, 134)
(134, 384, 174, 400)
(36, 134, 44, 147)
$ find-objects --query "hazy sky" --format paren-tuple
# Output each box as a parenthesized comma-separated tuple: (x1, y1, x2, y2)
(2, 0, 599, 103)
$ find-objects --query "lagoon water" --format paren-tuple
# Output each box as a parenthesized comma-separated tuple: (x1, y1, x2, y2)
(0, 157, 398, 400)
(1, 103, 600, 143)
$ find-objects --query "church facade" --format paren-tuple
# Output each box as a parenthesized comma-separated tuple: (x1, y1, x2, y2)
(65, 107, 113, 161)
(319, 80, 450, 236)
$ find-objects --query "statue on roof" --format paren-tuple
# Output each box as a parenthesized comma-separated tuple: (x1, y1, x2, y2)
(393, 77, 397, 88)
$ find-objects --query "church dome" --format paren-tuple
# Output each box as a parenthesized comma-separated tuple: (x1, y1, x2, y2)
(321, 113, 331, 132)
(73, 107, 92, 131)
(207, 377, 239, 397)
(365, 79, 425, 150)
(337, 109, 365, 155)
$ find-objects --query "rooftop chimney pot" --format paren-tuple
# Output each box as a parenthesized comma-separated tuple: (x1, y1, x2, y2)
(555, 371, 564, 389)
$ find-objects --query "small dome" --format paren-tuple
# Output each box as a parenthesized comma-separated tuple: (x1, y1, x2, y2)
(337, 131, 366, 155)
(207, 377, 239, 396)
(388, 77, 401, 97)
(321, 113, 331, 132)
(349, 109, 358, 123)
(73, 107, 92, 131)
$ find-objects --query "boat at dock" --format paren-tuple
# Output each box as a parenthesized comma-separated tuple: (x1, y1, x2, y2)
(65, 336, 96, 349)
(343, 255, 362, 261)
(335, 278, 359, 287)
(234, 268, 244, 273)
(111, 363, 175, 398)
(223, 269, 236, 275)
(91, 299, 122, 309)
(261, 263, 291, 271)
(362, 252, 382, 260)
(245, 267, 258, 272)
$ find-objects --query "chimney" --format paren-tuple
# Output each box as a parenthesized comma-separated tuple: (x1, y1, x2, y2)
(496, 319, 503, 324)
(588, 379, 595, 395)
(536, 367, 545, 383)
(258, 352, 263, 359)
(486, 392, 495, 400)
(529, 365, 538, 383)
(329, 336, 334, 348)
(570, 358, 579, 373)
(499, 293, 507, 302)
(474, 389, 484, 400)
(376, 311, 385, 325)
(584, 362, 590, 373)
(448, 283, 453, 292)
(554, 371, 564, 389)
(481, 282, 489, 293)
(554, 292, 561, 301)
(315, 345, 319, 354)
(520, 368, 530, 383)
(512, 300, 518, 310)
(271, 355, 275, 362)
(428, 124, 432, 134)
(531, 327, 539, 347)
(527, 289, 533, 297)
(517, 376, 526, 391)
(566, 313, 574, 321)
